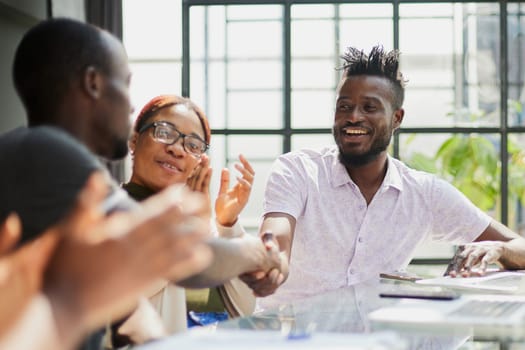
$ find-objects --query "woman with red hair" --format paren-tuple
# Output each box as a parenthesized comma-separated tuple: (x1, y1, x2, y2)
(110, 95, 261, 347)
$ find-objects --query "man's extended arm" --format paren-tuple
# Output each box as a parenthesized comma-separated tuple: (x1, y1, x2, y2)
(176, 234, 281, 289)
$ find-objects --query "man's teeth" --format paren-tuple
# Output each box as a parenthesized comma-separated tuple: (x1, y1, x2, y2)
(345, 129, 367, 135)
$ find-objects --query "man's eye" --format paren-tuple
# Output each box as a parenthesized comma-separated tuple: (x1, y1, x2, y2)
(337, 104, 352, 112)
(364, 105, 377, 112)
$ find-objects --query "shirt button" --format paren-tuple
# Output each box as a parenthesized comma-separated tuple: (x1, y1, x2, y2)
(359, 205, 365, 210)
(358, 237, 363, 243)
(350, 269, 355, 274)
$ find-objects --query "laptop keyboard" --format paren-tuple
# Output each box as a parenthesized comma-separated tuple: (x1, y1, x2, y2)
(449, 300, 524, 318)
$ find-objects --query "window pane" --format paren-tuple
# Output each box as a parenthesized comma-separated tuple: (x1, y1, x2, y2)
(339, 4, 393, 52)
(190, 4, 283, 130)
(507, 3, 525, 127)
(123, 0, 182, 59)
(292, 4, 334, 18)
(400, 3, 501, 127)
(227, 5, 282, 20)
(339, 3, 393, 17)
(508, 134, 525, 233)
(292, 19, 335, 57)
(227, 92, 282, 129)
(292, 134, 334, 151)
(291, 90, 334, 129)
(228, 61, 282, 90)
(339, 19, 393, 53)
(403, 89, 455, 127)
(227, 21, 282, 59)
(129, 62, 182, 116)
(292, 59, 337, 90)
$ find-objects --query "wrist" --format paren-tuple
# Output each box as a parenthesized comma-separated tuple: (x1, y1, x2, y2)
(216, 219, 245, 238)
(216, 216, 238, 228)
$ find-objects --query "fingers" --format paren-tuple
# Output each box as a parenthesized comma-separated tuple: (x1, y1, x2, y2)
(445, 245, 466, 277)
(0, 213, 21, 255)
(446, 243, 503, 277)
(189, 167, 212, 193)
(238, 233, 285, 297)
(238, 154, 255, 175)
(218, 168, 230, 196)
(479, 249, 500, 271)
(59, 171, 109, 241)
(188, 156, 212, 193)
(236, 154, 255, 185)
(240, 270, 282, 297)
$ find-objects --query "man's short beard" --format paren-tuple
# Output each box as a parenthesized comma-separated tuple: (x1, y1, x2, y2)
(334, 127, 392, 168)
(338, 149, 384, 167)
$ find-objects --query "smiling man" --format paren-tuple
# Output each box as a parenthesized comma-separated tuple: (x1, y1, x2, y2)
(241, 45, 525, 309)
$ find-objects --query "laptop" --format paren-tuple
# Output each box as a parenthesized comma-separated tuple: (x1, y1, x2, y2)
(369, 273, 525, 338)
(414, 270, 525, 293)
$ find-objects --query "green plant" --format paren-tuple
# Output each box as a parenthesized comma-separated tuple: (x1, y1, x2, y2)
(404, 106, 525, 220)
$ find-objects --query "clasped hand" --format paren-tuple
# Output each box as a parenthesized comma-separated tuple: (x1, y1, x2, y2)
(239, 233, 288, 297)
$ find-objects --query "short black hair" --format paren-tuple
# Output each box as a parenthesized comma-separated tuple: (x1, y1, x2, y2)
(339, 45, 406, 110)
(12, 18, 113, 125)
(0, 126, 102, 243)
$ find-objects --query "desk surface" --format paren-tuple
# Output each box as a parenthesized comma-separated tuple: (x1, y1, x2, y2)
(137, 277, 525, 350)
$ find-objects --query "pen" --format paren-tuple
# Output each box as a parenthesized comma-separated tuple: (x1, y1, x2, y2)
(287, 331, 311, 340)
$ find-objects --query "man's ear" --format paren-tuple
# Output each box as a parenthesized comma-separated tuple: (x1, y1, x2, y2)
(83, 66, 103, 99)
(392, 108, 404, 131)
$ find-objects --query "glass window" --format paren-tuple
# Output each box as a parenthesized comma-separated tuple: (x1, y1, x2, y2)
(400, 3, 501, 127)
(508, 3, 525, 127)
(189, 5, 284, 130)
(129, 62, 182, 120)
(123, 0, 182, 59)
(123, 0, 525, 259)
(292, 134, 334, 151)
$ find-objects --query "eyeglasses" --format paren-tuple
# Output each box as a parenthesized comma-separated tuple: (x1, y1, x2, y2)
(138, 121, 209, 157)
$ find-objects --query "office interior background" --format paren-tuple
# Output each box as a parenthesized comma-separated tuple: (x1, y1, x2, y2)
(2, 0, 525, 262)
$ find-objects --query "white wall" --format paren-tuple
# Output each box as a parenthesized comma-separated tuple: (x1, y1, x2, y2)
(0, 0, 85, 133)
(0, 1, 45, 132)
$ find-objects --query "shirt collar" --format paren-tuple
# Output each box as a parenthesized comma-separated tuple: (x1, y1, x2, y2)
(330, 151, 403, 192)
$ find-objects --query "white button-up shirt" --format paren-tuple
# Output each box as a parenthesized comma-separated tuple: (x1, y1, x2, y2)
(257, 145, 490, 309)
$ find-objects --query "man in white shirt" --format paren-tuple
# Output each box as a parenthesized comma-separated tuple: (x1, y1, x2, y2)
(241, 45, 525, 309)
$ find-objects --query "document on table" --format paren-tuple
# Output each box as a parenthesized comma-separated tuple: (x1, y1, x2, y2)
(415, 271, 525, 293)
(136, 329, 406, 350)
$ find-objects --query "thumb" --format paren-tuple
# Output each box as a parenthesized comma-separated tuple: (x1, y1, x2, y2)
(0, 213, 21, 255)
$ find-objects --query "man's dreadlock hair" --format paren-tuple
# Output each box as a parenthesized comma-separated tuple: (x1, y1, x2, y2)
(339, 45, 406, 110)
